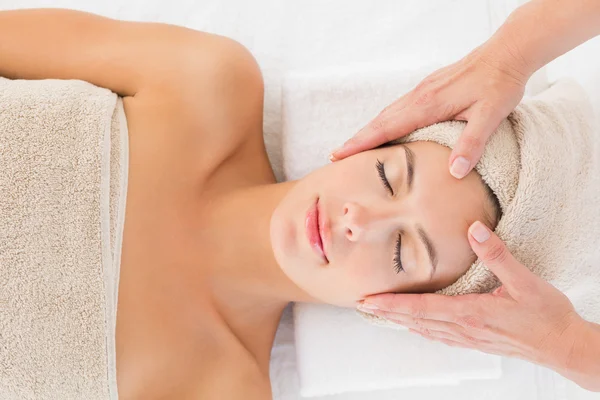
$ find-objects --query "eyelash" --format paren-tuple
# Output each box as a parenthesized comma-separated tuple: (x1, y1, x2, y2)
(393, 233, 403, 274)
(375, 159, 404, 273)
(375, 159, 394, 195)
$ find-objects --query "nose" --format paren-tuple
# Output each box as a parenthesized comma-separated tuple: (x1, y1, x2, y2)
(342, 201, 390, 242)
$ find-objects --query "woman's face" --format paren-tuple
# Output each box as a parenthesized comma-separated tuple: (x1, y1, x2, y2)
(270, 141, 496, 307)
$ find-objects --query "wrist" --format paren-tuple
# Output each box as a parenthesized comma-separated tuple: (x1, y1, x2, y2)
(483, 0, 600, 87)
(554, 316, 600, 392)
(560, 316, 592, 371)
(481, 20, 537, 84)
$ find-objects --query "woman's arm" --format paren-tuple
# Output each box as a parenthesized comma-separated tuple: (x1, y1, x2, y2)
(0, 8, 241, 97)
(0, 8, 265, 163)
(493, 0, 600, 78)
(556, 321, 600, 392)
(332, 0, 600, 177)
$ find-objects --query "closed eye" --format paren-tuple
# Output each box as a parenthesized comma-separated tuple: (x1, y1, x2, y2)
(394, 233, 403, 273)
(375, 159, 404, 273)
(375, 159, 394, 195)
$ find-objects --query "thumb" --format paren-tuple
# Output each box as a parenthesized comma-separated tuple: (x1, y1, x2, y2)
(449, 106, 503, 179)
(467, 221, 535, 294)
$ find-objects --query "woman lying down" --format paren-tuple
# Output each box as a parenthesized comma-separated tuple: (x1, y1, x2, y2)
(1, 8, 598, 400)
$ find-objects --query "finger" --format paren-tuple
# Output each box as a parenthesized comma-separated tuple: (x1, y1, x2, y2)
(468, 221, 537, 295)
(373, 310, 462, 333)
(412, 328, 523, 358)
(366, 304, 508, 343)
(378, 65, 455, 120)
(382, 313, 493, 344)
(413, 328, 522, 358)
(448, 104, 504, 179)
(330, 109, 427, 161)
(491, 284, 510, 297)
(377, 71, 444, 120)
(408, 326, 485, 346)
(331, 85, 449, 161)
(362, 292, 472, 324)
(377, 92, 412, 119)
(410, 329, 471, 348)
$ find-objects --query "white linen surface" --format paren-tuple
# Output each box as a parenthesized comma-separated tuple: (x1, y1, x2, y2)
(2, 1, 599, 399)
(293, 303, 502, 397)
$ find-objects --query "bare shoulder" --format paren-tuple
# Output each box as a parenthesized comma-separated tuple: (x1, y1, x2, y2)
(123, 33, 265, 182)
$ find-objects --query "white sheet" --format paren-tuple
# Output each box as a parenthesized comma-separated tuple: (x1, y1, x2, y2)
(2, 1, 598, 399)
(293, 303, 502, 396)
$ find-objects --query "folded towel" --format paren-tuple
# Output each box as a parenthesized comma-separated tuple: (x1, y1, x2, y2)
(0, 78, 128, 400)
(282, 66, 502, 397)
(363, 78, 600, 328)
(293, 303, 502, 397)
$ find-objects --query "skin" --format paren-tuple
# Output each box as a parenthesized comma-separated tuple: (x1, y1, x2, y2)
(359, 224, 600, 392)
(331, 0, 600, 392)
(5, 4, 600, 398)
(333, 0, 600, 177)
(271, 141, 498, 307)
(0, 8, 500, 399)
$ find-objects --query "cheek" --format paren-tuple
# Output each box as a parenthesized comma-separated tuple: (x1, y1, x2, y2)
(325, 157, 373, 190)
(339, 246, 400, 298)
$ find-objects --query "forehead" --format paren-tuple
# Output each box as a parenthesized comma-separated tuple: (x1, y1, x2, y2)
(400, 141, 488, 285)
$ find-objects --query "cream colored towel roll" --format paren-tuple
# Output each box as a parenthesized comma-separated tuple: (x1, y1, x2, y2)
(0, 78, 128, 400)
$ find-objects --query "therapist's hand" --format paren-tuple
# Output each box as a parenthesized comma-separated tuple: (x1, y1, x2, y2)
(329, 41, 530, 179)
(357, 221, 587, 372)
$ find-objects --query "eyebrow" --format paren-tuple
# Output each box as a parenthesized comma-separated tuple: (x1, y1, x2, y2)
(417, 225, 438, 280)
(402, 145, 415, 192)
(399, 145, 437, 280)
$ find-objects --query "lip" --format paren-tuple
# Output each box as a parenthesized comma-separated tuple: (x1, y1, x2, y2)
(317, 199, 330, 263)
(305, 198, 329, 263)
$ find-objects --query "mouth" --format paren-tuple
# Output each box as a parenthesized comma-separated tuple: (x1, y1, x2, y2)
(305, 197, 329, 263)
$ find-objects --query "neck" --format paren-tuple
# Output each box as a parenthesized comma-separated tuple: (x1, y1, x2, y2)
(201, 181, 315, 370)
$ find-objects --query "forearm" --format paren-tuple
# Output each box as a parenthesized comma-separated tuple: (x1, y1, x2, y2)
(0, 8, 219, 98)
(555, 320, 600, 392)
(0, 8, 138, 96)
(484, 0, 600, 79)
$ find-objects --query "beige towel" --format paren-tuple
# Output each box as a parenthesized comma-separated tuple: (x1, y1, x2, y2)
(0, 78, 128, 400)
(363, 79, 600, 327)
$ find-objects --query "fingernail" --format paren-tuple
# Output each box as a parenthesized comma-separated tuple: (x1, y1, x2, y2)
(329, 153, 338, 162)
(470, 221, 490, 243)
(450, 157, 470, 179)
